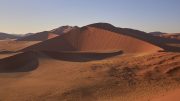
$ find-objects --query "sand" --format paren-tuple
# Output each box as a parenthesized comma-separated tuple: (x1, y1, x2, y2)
(0, 52, 38, 73)
(0, 23, 179, 101)
(88, 23, 180, 52)
(160, 33, 180, 40)
(0, 51, 179, 101)
(17, 31, 59, 41)
(0, 32, 19, 40)
(151, 89, 180, 101)
(0, 40, 40, 52)
(22, 27, 162, 53)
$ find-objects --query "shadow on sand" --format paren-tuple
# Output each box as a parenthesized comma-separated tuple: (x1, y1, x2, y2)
(43, 50, 123, 62)
(0, 50, 17, 54)
(0, 51, 39, 73)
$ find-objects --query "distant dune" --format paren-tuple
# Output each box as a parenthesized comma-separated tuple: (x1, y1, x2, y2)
(160, 33, 180, 40)
(50, 26, 78, 35)
(0, 32, 20, 40)
(17, 31, 58, 41)
(149, 32, 180, 40)
(149, 32, 167, 36)
(17, 26, 76, 41)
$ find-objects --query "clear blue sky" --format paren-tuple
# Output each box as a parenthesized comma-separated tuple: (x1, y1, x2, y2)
(0, 0, 180, 34)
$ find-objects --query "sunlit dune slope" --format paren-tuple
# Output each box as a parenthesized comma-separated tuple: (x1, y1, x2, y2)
(0, 40, 40, 51)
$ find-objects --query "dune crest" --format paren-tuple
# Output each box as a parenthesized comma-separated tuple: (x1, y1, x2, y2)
(88, 23, 180, 52)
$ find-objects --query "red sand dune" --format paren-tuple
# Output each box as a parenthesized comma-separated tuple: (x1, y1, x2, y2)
(151, 89, 180, 101)
(88, 23, 180, 52)
(0, 23, 179, 101)
(0, 52, 38, 72)
(22, 27, 162, 53)
(17, 31, 58, 41)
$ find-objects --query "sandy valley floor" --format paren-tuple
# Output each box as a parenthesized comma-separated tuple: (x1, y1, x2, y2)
(0, 51, 179, 101)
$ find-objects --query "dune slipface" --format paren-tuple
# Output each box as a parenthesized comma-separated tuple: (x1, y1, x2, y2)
(22, 27, 162, 53)
(0, 52, 38, 73)
(88, 23, 180, 52)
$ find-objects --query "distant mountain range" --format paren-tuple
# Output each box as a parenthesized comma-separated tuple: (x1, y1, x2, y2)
(0, 32, 21, 40)
(149, 32, 167, 35)
(0, 23, 179, 42)
(149, 32, 180, 40)
(17, 26, 77, 41)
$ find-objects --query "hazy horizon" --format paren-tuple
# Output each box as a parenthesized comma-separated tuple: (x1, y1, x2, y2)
(0, 0, 180, 34)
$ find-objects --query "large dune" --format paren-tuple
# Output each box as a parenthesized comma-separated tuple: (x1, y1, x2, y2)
(17, 31, 58, 41)
(22, 27, 162, 53)
(88, 23, 180, 52)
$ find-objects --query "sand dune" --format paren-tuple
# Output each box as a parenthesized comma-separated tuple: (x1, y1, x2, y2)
(151, 89, 180, 101)
(17, 31, 58, 41)
(0, 32, 20, 40)
(17, 26, 77, 41)
(50, 26, 78, 35)
(43, 50, 123, 62)
(0, 51, 38, 73)
(149, 32, 180, 40)
(0, 40, 40, 52)
(0, 23, 179, 101)
(0, 51, 179, 101)
(149, 32, 167, 36)
(22, 27, 162, 53)
(160, 33, 180, 40)
(88, 23, 180, 52)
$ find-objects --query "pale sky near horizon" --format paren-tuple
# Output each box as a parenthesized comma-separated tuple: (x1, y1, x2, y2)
(0, 0, 180, 34)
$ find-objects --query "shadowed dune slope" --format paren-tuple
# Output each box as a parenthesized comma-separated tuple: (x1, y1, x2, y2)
(0, 52, 38, 73)
(17, 31, 58, 41)
(0, 51, 179, 101)
(88, 23, 180, 52)
(43, 50, 123, 62)
(22, 27, 162, 53)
